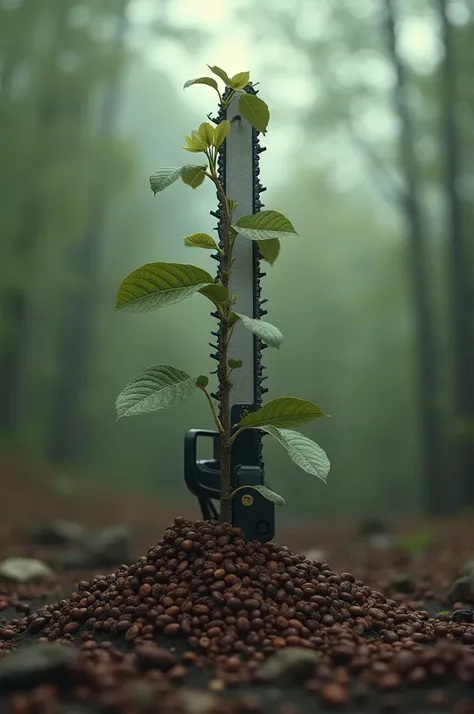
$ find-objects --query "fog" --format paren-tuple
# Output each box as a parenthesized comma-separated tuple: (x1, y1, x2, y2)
(1, 0, 473, 532)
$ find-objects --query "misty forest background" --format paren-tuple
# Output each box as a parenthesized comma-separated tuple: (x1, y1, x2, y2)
(1, 0, 473, 526)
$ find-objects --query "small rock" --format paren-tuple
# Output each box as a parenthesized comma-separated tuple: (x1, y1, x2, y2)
(392, 573, 415, 594)
(460, 559, 474, 588)
(357, 519, 394, 550)
(448, 577, 474, 605)
(81, 526, 131, 564)
(56, 526, 132, 569)
(257, 647, 320, 685)
(29, 521, 84, 546)
(179, 690, 218, 714)
(0, 558, 54, 584)
(303, 548, 328, 564)
(0, 643, 79, 689)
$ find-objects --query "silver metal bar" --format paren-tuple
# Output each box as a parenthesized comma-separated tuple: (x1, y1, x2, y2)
(223, 96, 255, 410)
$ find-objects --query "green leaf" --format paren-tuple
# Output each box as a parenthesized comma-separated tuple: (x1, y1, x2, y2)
(214, 120, 231, 149)
(236, 397, 325, 429)
(116, 365, 198, 419)
(233, 211, 297, 241)
(198, 122, 215, 147)
(228, 358, 243, 369)
(229, 71, 250, 90)
(182, 131, 207, 153)
(238, 93, 270, 134)
(229, 312, 240, 327)
(184, 233, 219, 250)
(235, 313, 283, 348)
(207, 65, 231, 85)
(252, 485, 286, 507)
(183, 76, 219, 93)
(115, 263, 214, 313)
(199, 283, 229, 305)
(181, 166, 207, 189)
(196, 375, 209, 389)
(150, 166, 202, 194)
(258, 426, 330, 482)
(231, 485, 286, 507)
(258, 238, 280, 265)
(227, 198, 239, 215)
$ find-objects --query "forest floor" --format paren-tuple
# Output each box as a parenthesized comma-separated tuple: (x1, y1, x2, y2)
(0, 454, 473, 713)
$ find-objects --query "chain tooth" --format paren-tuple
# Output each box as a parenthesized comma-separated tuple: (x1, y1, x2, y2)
(213, 84, 267, 466)
(210, 253, 219, 261)
(209, 342, 218, 350)
(259, 309, 268, 317)
(210, 352, 219, 361)
(210, 311, 219, 319)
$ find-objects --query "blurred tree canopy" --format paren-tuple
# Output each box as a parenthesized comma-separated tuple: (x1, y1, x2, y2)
(1, 0, 473, 521)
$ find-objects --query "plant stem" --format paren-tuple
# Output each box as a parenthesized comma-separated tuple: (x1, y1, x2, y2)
(229, 425, 246, 445)
(202, 387, 224, 434)
(210, 171, 233, 524)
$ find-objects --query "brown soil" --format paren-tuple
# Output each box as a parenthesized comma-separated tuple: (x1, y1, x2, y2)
(1, 455, 474, 714)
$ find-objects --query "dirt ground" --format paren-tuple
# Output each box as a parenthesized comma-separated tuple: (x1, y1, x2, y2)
(1, 454, 474, 714)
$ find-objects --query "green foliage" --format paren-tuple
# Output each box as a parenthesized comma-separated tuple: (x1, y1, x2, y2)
(259, 426, 330, 482)
(114, 64, 330, 519)
(214, 120, 231, 149)
(181, 166, 207, 188)
(236, 397, 325, 429)
(198, 283, 229, 306)
(207, 65, 232, 85)
(183, 77, 219, 93)
(258, 238, 280, 265)
(115, 263, 214, 313)
(238, 93, 270, 134)
(228, 358, 243, 369)
(150, 165, 202, 193)
(184, 233, 219, 250)
(235, 313, 283, 348)
(231, 484, 286, 506)
(234, 210, 297, 241)
(196, 375, 209, 389)
(116, 365, 199, 419)
(397, 530, 432, 559)
(229, 72, 251, 91)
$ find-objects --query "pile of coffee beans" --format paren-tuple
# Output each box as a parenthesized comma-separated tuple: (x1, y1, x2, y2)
(2, 518, 474, 710)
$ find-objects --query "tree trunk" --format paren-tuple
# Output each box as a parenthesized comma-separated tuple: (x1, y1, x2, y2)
(437, 0, 473, 506)
(48, 0, 129, 465)
(0, 88, 63, 435)
(383, 0, 446, 513)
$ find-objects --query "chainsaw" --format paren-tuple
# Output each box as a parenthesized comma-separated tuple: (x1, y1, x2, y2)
(184, 84, 275, 543)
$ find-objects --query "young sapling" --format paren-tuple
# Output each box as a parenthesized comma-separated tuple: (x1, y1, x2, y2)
(114, 66, 330, 523)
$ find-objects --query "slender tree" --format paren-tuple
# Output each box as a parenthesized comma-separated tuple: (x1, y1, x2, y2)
(436, 0, 473, 505)
(0, 0, 74, 436)
(382, 0, 445, 513)
(49, 0, 130, 465)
